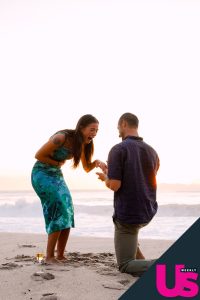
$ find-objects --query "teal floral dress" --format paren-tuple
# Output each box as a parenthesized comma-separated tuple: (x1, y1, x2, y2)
(31, 146, 74, 234)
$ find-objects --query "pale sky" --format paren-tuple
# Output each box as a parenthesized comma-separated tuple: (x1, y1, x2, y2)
(0, 0, 200, 190)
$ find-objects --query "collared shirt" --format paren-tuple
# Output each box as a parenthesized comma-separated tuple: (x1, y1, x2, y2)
(107, 136, 160, 224)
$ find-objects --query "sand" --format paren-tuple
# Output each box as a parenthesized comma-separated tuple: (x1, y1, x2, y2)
(0, 233, 174, 300)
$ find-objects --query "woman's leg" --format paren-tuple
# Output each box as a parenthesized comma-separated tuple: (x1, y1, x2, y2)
(46, 230, 61, 263)
(56, 228, 70, 260)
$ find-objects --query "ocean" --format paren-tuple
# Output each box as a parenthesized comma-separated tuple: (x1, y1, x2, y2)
(0, 189, 199, 240)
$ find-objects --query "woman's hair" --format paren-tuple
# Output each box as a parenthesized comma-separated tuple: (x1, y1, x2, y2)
(58, 114, 99, 168)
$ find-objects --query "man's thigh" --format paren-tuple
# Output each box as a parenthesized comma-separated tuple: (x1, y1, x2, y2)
(114, 220, 148, 266)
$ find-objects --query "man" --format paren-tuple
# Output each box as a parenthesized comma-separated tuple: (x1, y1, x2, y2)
(97, 113, 160, 275)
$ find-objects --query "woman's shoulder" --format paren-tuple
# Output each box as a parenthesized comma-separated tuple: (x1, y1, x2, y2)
(50, 132, 66, 146)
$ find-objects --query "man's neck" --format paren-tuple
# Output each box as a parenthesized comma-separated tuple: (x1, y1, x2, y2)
(123, 129, 138, 139)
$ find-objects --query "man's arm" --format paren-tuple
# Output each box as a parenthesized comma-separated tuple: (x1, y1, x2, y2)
(97, 144, 123, 191)
(96, 172, 121, 192)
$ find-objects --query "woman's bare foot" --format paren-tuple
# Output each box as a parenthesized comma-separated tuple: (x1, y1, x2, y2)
(44, 257, 62, 264)
(56, 256, 68, 262)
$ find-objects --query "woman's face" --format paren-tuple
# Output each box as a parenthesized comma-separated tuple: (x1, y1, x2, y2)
(81, 122, 99, 144)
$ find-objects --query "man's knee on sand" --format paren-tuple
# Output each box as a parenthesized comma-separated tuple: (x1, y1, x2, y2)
(118, 258, 136, 273)
(118, 257, 156, 275)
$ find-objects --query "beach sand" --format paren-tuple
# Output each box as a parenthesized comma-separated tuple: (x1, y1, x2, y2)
(0, 233, 174, 300)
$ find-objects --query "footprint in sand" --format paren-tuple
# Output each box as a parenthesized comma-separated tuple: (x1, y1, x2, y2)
(31, 272, 55, 281)
(66, 252, 115, 265)
(5, 254, 36, 263)
(118, 279, 131, 286)
(0, 262, 23, 270)
(15, 254, 35, 262)
(59, 252, 118, 275)
(40, 295, 58, 300)
(97, 269, 119, 276)
(45, 266, 70, 272)
(18, 244, 36, 248)
(102, 283, 126, 290)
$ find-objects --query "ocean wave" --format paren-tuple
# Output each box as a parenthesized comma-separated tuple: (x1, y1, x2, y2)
(0, 200, 200, 217)
(157, 204, 200, 217)
(0, 200, 43, 217)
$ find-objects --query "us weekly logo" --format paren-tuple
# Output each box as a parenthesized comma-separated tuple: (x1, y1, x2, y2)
(156, 264, 199, 298)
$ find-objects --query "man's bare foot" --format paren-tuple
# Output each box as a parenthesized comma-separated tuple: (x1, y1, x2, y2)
(136, 247, 145, 259)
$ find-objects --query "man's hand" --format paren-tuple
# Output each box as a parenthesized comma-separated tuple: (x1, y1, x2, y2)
(96, 172, 107, 181)
(96, 172, 121, 192)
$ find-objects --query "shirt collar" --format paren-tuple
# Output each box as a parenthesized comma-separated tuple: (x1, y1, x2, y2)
(123, 135, 143, 141)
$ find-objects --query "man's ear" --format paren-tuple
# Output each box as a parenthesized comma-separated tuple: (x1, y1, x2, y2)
(121, 120, 127, 128)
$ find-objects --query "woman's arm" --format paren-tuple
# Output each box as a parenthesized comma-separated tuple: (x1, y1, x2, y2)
(35, 133, 66, 167)
(81, 151, 107, 173)
(81, 151, 96, 172)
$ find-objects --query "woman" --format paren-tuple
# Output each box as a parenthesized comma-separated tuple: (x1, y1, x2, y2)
(31, 114, 107, 264)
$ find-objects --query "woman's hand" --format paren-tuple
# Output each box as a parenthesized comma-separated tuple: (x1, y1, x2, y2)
(95, 160, 108, 173)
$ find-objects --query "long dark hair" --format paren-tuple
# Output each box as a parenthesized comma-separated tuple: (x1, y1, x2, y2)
(58, 114, 99, 168)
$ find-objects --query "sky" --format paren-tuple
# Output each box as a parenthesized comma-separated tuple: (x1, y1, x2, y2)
(0, 0, 200, 190)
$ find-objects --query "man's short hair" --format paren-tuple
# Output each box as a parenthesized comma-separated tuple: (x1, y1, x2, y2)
(118, 113, 139, 128)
